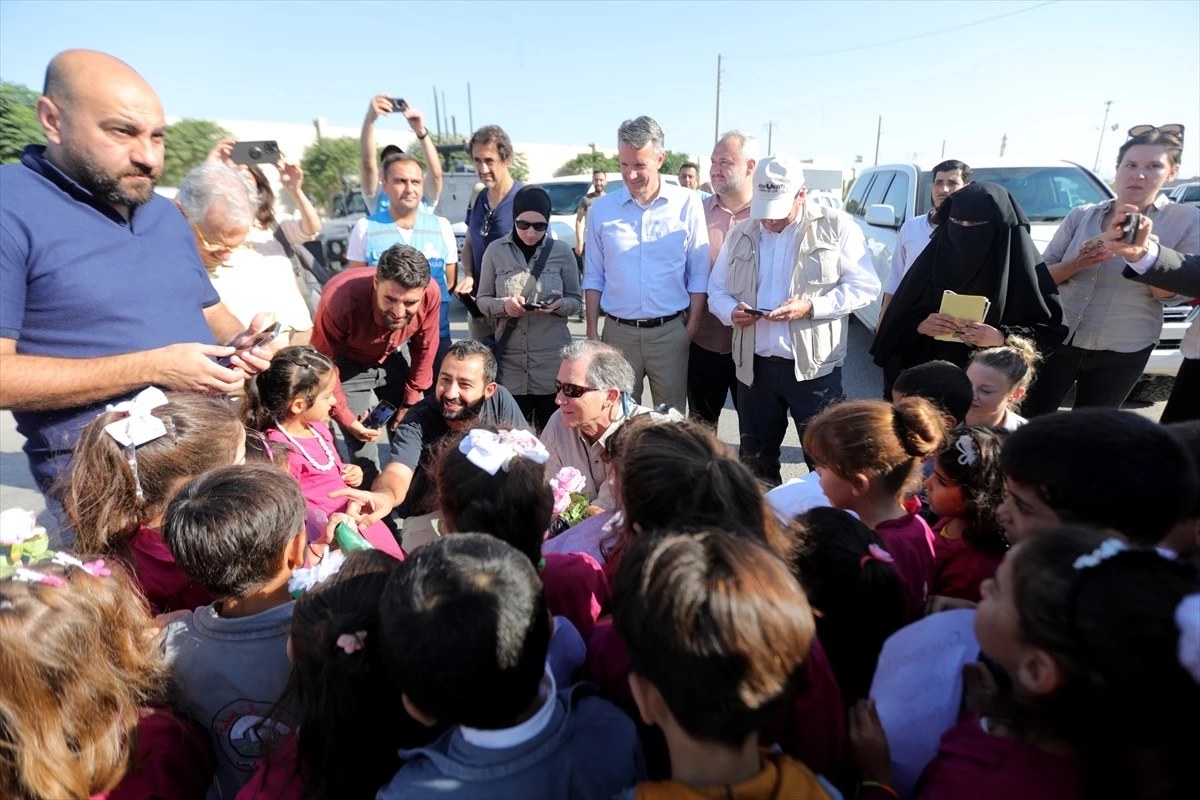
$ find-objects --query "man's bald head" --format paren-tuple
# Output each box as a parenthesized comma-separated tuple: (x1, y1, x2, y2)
(37, 50, 165, 214)
(43, 50, 152, 109)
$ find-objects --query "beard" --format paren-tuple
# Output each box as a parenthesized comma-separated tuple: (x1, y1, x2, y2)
(713, 171, 746, 196)
(61, 141, 159, 207)
(439, 393, 487, 422)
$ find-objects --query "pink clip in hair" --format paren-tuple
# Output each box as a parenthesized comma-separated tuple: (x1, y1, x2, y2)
(336, 630, 367, 655)
(12, 567, 66, 588)
(859, 543, 895, 570)
(82, 559, 112, 578)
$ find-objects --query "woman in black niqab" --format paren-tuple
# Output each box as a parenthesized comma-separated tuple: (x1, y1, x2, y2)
(871, 182, 1067, 389)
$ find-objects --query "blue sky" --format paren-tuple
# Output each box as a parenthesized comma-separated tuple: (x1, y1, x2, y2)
(2, 0, 1198, 179)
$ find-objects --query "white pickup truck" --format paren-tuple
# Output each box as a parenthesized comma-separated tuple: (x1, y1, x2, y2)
(846, 159, 1194, 398)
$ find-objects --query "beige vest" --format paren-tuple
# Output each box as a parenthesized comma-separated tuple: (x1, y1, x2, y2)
(723, 203, 852, 385)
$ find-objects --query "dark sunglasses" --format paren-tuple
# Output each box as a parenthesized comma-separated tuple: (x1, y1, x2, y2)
(1127, 123, 1184, 140)
(554, 379, 599, 399)
(514, 220, 548, 232)
(480, 209, 495, 238)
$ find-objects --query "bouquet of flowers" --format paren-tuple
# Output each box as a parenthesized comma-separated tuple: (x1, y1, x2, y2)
(549, 466, 589, 534)
(1, 508, 51, 579)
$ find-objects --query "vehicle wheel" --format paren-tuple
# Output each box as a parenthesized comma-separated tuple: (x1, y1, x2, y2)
(1127, 375, 1175, 404)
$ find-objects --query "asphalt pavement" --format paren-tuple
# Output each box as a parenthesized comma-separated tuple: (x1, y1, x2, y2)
(0, 301, 1169, 517)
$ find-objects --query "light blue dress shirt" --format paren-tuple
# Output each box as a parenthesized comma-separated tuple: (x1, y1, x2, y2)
(582, 181, 710, 319)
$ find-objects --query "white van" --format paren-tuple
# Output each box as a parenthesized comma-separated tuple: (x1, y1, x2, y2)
(845, 160, 1191, 383)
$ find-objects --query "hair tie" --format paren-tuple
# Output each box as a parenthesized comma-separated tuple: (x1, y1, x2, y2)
(1072, 538, 1127, 571)
(954, 434, 977, 466)
(104, 387, 170, 501)
(50, 551, 111, 578)
(859, 543, 894, 569)
(459, 429, 549, 475)
(337, 630, 367, 655)
(11, 567, 65, 588)
(1176, 594, 1200, 685)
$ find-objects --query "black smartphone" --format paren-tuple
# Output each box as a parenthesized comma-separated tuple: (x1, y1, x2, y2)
(217, 322, 281, 367)
(230, 140, 281, 166)
(390, 98, 407, 113)
(522, 301, 548, 311)
(364, 400, 398, 430)
(1121, 212, 1143, 244)
(745, 308, 772, 316)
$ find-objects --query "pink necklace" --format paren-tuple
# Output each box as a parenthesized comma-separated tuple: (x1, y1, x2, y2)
(273, 419, 336, 472)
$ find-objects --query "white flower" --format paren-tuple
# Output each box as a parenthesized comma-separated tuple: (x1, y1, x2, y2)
(0, 509, 43, 546)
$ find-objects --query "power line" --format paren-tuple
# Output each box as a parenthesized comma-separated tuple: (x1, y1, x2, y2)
(727, 1, 1059, 61)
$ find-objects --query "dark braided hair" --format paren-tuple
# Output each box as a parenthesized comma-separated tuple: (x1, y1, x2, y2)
(243, 346, 335, 432)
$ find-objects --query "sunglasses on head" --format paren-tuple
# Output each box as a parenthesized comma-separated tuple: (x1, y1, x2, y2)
(1127, 124, 1184, 140)
(514, 220, 548, 232)
(554, 379, 599, 399)
(480, 209, 495, 238)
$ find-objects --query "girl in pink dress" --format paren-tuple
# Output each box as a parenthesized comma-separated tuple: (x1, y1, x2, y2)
(244, 347, 404, 560)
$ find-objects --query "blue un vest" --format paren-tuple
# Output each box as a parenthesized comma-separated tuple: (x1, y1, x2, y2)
(363, 209, 450, 338)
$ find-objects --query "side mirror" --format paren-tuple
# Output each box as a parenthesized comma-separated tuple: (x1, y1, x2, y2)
(865, 204, 898, 228)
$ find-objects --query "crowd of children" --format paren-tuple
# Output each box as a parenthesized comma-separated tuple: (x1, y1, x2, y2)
(1, 344, 1198, 800)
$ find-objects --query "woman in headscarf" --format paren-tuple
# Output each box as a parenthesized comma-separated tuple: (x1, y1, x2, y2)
(871, 182, 1067, 393)
(477, 185, 582, 429)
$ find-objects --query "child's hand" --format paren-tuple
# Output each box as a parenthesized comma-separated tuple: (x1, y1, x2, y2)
(963, 661, 1000, 718)
(341, 464, 363, 487)
(849, 699, 893, 785)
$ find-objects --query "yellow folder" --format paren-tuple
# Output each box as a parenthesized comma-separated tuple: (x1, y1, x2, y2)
(936, 291, 991, 342)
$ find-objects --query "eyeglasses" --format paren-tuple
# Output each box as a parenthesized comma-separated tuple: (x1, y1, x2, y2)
(514, 220, 548, 232)
(191, 222, 250, 256)
(480, 209, 496, 238)
(1127, 124, 1184, 141)
(554, 379, 600, 399)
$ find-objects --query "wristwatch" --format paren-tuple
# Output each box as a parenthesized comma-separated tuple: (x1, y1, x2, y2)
(417, 129, 429, 140)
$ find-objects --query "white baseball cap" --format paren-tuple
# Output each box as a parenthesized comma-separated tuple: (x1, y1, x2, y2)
(750, 154, 805, 220)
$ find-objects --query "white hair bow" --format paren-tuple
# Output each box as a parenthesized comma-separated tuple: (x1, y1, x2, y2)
(954, 434, 977, 466)
(104, 387, 169, 448)
(103, 387, 169, 501)
(459, 429, 549, 475)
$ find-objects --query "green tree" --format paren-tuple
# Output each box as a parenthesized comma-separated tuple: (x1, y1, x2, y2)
(0, 80, 45, 164)
(302, 136, 360, 214)
(510, 151, 530, 183)
(161, 119, 230, 186)
(555, 151, 619, 177)
(661, 150, 693, 177)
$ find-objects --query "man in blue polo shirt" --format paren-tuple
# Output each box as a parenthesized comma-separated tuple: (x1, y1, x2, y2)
(0, 49, 270, 494)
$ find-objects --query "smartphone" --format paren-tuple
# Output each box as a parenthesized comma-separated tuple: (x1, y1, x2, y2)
(364, 400, 398, 430)
(216, 322, 281, 367)
(744, 308, 772, 316)
(522, 301, 549, 311)
(1121, 212, 1143, 244)
(230, 140, 281, 166)
(390, 97, 407, 113)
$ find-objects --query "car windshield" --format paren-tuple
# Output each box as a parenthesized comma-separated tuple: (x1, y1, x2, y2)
(916, 166, 1110, 221)
(532, 180, 624, 215)
(347, 192, 369, 215)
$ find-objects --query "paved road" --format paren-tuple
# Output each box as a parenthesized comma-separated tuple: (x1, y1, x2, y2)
(0, 302, 1168, 516)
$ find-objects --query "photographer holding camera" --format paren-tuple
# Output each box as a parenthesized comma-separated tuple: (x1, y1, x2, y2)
(359, 94, 443, 214)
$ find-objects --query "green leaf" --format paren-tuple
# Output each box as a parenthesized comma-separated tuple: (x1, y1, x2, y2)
(0, 80, 46, 164)
(162, 119, 231, 187)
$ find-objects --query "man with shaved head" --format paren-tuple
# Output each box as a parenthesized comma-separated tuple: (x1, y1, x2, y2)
(0, 50, 271, 499)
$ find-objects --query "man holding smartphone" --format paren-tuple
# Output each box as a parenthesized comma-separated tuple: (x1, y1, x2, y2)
(707, 154, 880, 485)
(359, 94, 443, 214)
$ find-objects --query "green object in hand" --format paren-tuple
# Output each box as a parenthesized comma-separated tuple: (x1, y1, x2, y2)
(335, 521, 374, 552)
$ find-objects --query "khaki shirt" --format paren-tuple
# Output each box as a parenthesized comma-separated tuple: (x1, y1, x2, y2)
(540, 398, 657, 511)
(1046, 194, 1199, 353)
(476, 235, 582, 395)
(694, 194, 751, 354)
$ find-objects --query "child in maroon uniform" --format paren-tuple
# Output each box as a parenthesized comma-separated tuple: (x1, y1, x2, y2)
(851, 525, 1200, 800)
(59, 390, 246, 615)
(924, 426, 1009, 603)
(0, 557, 212, 800)
(804, 399, 948, 620)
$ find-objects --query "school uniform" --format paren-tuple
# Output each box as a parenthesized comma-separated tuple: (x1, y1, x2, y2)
(128, 526, 215, 616)
(931, 520, 1003, 604)
(875, 513, 937, 620)
(103, 706, 214, 800)
(542, 551, 610, 639)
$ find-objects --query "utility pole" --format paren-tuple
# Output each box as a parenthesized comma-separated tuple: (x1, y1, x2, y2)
(999, 133, 1008, 157)
(433, 86, 442, 138)
(441, 89, 448, 135)
(589, 143, 597, 170)
(452, 116, 457, 138)
(714, 54, 722, 145)
(467, 82, 474, 134)
(764, 121, 778, 155)
(1093, 100, 1114, 172)
(941, 139, 946, 159)
(873, 116, 882, 166)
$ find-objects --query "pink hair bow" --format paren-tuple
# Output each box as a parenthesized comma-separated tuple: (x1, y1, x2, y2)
(337, 630, 367, 655)
(859, 543, 894, 569)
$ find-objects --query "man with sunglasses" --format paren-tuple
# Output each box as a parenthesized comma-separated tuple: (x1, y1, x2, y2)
(0, 50, 271, 504)
(177, 163, 314, 348)
(540, 340, 679, 512)
(458, 125, 523, 341)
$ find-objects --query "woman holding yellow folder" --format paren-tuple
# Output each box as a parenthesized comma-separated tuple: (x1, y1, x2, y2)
(870, 182, 1067, 395)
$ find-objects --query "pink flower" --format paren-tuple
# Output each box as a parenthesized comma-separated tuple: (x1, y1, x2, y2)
(554, 466, 587, 496)
(0, 509, 41, 545)
(552, 486, 570, 515)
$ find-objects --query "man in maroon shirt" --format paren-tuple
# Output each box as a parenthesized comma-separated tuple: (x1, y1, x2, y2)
(309, 243, 440, 486)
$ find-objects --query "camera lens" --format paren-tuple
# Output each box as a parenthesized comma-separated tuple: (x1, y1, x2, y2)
(249, 146, 262, 159)
(265, 142, 278, 153)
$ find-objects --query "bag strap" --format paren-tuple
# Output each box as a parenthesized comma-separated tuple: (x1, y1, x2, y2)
(495, 238, 556, 352)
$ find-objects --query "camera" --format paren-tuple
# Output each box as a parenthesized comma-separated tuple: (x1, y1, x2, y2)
(231, 140, 281, 166)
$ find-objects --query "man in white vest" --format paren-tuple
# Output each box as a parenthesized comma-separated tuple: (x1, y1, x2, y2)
(707, 154, 880, 484)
